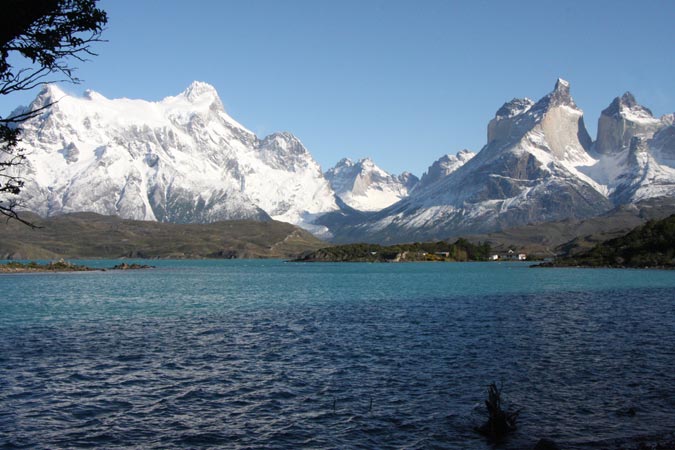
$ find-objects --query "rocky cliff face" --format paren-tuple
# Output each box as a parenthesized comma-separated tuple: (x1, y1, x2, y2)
(651, 118, 675, 164)
(583, 93, 675, 206)
(595, 92, 664, 155)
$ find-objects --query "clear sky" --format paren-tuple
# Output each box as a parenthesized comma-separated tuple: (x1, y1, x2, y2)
(1, 0, 674, 176)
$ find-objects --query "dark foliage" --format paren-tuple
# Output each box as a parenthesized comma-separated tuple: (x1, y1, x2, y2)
(0, 259, 96, 272)
(295, 238, 492, 262)
(476, 383, 519, 441)
(0, 0, 107, 223)
(541, 214, 675, 268)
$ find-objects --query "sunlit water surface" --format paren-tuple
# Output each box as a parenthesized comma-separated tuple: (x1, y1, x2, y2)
(1, 260, 674, 449)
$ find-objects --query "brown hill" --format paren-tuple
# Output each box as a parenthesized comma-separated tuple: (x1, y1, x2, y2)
(464, 199, 675, 258)
(0, 212, 326, 260)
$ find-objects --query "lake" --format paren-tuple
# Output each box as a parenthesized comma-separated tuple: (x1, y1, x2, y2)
(1, 260, 674, 449)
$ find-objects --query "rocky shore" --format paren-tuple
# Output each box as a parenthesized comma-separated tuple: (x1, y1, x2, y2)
(0, 259, 154, 273)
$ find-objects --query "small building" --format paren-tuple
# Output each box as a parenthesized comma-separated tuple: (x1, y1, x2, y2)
(435, 251, 450, 257)
(489, 251, 526, 261)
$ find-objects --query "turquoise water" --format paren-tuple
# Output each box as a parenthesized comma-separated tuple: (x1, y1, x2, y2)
(1, 260, 674, 448)
(2, 260, 674, 324)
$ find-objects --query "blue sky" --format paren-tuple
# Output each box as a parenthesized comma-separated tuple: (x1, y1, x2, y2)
(1, 0, 674, 176)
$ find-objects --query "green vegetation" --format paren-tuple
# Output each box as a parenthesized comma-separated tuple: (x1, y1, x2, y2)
(0, 212, 326, 259)
(538, 214, 675, 268)
(0, 259, 97, 272)
(0, 259, 156, 273)
(295, 238, 492, 262)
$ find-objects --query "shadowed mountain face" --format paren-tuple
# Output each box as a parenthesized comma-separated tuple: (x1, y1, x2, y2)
(595, 92, 663, 155)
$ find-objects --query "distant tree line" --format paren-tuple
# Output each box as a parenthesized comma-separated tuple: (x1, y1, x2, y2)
(543, 214, 675, 268)
(297, 239, 492, 262)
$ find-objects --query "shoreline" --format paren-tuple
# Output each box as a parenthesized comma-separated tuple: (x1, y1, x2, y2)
(0, 260, 154, 274)
(532, 262, 675, 270)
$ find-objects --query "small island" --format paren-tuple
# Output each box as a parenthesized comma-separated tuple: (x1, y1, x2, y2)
(0, 259, 99, 273)
(294, 238, 492, 262)
(0, 259, 155, 273)
(110, 262, 154, 270)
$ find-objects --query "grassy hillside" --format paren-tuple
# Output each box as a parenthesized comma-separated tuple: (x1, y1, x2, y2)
(465, 199, 675, 258)
(539, 214, 675, 268)
(0, 212, 326, 259)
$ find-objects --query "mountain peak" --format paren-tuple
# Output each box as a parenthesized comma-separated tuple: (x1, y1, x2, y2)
(554, 77, 570, 92)
(620, 91, 638, 107)
(333, 158, 354, 168)
(37, 83, 68, 102)
(417, 150, 475, 190)
(357, 157, 375, 167)
(83, 89, 107, 101)
(549, 77, 574, 106)
(596, 92, 662, 155)
(324, 157, 416, 211)
(26, 83, 68, 111)
(495, 98, 534, 119)
(522, 77, 579, 121)
(181, 81, 220, 102)
(602, 91, 654, 120)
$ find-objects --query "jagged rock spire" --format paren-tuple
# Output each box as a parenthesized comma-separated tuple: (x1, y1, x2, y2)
(602, 91, 654, 119)
(596, 91, 661, 154)
(540, 77, 576, 109)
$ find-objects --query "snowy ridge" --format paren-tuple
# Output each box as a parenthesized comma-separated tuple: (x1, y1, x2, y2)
(9, 82, 338, 236)
(591, 91, 675, 202)
(415, 150, 474, 191)
(595, 92, 665, 155)
(324, 158, 418, 211)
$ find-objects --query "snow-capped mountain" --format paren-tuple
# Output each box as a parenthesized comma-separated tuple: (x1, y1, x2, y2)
(415, 150, 474, 191)
(595, 92, 664, 155)
(587, 92, 675, 204)
(5, 78, 674, 244)
(8, 82, 339, 236)
(325, 79, 675, 243)
(324, 158, 419, 211)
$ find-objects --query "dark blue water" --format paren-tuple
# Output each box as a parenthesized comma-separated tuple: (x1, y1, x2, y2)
(1, 261, 674, 449)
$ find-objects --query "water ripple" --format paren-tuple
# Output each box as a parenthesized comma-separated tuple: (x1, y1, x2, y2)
(1, 262, 674, 448)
